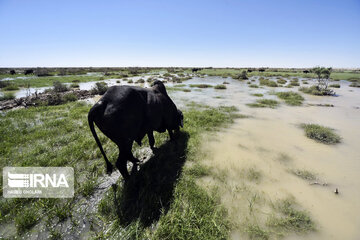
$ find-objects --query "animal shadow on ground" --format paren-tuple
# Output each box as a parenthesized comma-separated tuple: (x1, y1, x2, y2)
(114, 131, 189, 227)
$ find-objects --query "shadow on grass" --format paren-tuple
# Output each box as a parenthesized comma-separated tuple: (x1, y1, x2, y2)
(115, 131, 189, 226)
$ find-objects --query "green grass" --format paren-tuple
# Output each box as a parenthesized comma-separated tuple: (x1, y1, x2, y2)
(249, 84, 259, 88)
(276, 91, 304, 106)
(247, 99, 279, 108)
(245, 225, 269, 240)
(0, 101, 239, 238)
(2, 84, 20, 91)
(15, 207, 39, 234)
(301, 124, 341, 144)
(259, 78, 278, 87)
(267, 198, 315, 233)
(0, 92, 15, 101)
(0, 75, 106, 88)
(251, 93, 263, 97)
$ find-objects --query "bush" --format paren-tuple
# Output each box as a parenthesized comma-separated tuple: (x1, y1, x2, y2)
(63, 93, 78, 102)
(249, 84, 259, 88)
(47, 93, 64, 105)
(127, 79, 133, 83)
(0, 92, 15, 101)
(299, 85, 334, 96)
(214, 84, 226, 90)
(137, 78, 145, 83)
(91, 82, 108, 95)
(301, 124, 341, 144)
(53, 81, 68, 92)
(276, 91, 304, 106)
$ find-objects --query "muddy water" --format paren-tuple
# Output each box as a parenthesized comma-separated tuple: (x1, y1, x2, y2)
(171, 77, 360, 239)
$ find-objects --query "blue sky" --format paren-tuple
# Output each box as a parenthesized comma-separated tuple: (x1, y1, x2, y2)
(0, 0, 359, 68)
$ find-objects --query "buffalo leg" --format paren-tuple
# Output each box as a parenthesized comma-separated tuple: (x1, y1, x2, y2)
(168, 129, 174, 141)
(148, 131, 155, 149)
(116, 151, 130, 180)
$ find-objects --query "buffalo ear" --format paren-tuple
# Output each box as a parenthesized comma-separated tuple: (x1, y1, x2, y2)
(180, 119, 183, 128)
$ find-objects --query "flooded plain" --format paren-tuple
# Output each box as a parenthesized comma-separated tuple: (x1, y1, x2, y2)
(1, 73, 359, 239)
(169, 76, 360, 239)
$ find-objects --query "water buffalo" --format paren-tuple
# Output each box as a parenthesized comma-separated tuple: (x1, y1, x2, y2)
(24, 69, 34, 75)
(88, 80, 183, 180)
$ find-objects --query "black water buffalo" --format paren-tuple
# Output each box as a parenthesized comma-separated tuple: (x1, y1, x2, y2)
(88, 80, 183, 180)
(24, 69, 34, 75)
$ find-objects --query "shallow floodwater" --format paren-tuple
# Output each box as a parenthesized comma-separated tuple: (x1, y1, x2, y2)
(169, 77, 360, 239)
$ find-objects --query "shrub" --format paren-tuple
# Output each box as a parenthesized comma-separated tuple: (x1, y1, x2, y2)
(214, 84, 226, 89)
(276, 91, 304, 106)
(0, 92, 15, 101)
(127, 79, 133, 83)
(53, 81, 69, 92)
(47, 93, 64, 105)
(91, 82, 108, 95)
(299, 85, 334, 96)
(301, 124, 341, 144)
(63, 93, 78, 102)
(249, 84, 259, 88)
(137, 78, 145, 83)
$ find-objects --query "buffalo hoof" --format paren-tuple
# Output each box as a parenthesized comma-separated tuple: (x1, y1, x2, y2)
(106, 163, 113, 175)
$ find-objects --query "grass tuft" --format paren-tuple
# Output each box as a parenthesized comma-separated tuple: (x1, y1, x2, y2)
(247, 99, 279, 108)
(301, 124, 341, 144)
(276, 91, 304, 106)
(267, 198, 315, 233)
(214, 84, 227, 89)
